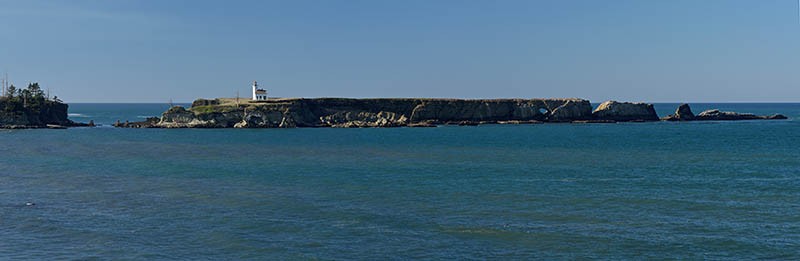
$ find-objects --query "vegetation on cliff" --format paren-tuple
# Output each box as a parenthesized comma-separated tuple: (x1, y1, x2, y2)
(0, 82, 77, 128)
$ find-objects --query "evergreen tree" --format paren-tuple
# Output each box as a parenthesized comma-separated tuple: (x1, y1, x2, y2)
(6, 85, 16, 98)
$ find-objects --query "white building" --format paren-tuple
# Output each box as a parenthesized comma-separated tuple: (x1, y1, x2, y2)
(252, 81, 267, 101)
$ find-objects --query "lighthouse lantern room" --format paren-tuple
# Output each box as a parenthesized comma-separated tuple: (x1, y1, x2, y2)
(252, 81, 267, 101)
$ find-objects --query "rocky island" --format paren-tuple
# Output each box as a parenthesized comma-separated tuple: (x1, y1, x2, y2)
(114, 98, 787, 128)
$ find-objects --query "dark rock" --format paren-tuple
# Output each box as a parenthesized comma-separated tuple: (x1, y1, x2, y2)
(0, 98, 79, 128)
(407, 123, 436, 127)
(498, 120, 543, 124)
(117, 117, 161, 128)
(693, 109, 788, 121)
(662, 104, 695, 121)
(676, 104, 695, 119)
(159, 106, 196, 128)
(548, 100, 594, 121)
(571, 120, 616, 124)
(768, 114, 788, 119)
(592, 101, 659, 122)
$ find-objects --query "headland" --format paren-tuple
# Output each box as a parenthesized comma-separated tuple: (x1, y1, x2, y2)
(0, 82, 93, 129)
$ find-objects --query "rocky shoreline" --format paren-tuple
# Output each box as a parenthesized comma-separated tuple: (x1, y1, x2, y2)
(112, 98, 788, 129)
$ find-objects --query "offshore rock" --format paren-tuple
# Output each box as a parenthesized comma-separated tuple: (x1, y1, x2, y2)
(660, 104, 787, 121)
(767, 114, 788, 120)
(695, 109, 787, 121)
(125, 97, 595, 128)
(592, 101, 659, 122)
(662, 103, 695, 121)
(114, 117, 160, 128)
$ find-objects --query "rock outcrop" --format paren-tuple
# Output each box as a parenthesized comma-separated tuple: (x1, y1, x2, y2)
(662, 104, 787, 121)
(592, 101, 659, 122)
(662, 103, 695, 121)
(120, 98, 596, 128)
(695, 109, 787, 121)
(0, 98, 88, 128)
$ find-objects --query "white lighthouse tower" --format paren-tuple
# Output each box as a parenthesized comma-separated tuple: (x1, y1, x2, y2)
(252, 81, 267, 101)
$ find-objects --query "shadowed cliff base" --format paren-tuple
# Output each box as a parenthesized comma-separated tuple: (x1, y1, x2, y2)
(0, 97, 93, 129)
(112, 98, 788, 128)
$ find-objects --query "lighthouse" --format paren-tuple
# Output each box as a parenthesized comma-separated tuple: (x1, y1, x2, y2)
(252, 81, 267, 101)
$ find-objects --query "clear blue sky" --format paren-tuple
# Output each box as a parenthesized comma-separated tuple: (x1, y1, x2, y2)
(1, 0, 798, 103)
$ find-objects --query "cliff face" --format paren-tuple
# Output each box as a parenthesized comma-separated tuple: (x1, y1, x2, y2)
(0, 98, 76, 128)
(592, 101, 660, 122)
(149, 98, 595, 128)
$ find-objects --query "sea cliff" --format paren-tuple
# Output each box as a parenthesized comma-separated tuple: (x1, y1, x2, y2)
(119, 98, 594, 128)
(115, 98, 788, 128)
(0, 97, 87, 128)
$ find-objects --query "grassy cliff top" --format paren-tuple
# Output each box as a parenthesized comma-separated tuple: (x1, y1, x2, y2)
(186, 97, 587, 114)
(199, 97, 585, 106)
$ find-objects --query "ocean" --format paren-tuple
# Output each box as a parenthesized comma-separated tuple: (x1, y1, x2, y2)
(1, 103, 799, 259)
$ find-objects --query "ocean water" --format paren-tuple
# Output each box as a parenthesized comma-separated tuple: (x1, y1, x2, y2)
(1, 103, 799, 259)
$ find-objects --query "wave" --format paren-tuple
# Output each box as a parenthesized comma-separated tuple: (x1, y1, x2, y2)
(68, 113, 89, 117)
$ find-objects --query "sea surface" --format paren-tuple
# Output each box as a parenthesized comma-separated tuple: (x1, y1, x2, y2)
(1, 103, 799, 259)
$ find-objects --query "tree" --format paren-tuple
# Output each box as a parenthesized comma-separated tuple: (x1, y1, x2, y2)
(6, 85, 16, 98)
(27, 82, 44, 99)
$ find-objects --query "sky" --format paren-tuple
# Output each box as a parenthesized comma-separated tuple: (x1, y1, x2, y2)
(0, 0, 798, 103)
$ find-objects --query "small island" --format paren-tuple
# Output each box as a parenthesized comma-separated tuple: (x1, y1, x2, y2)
(114, 98, 787, 129)
(110, 81, 786, 128)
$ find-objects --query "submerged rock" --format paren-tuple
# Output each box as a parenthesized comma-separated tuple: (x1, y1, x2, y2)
(592, 101, 659, 122)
